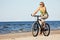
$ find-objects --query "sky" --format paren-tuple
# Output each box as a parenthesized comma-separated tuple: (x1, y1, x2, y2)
(0, 0, 60, 21)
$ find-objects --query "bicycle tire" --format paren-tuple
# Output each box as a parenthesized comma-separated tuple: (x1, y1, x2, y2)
(32, 21, 39, 37)
(43, 23, 50, 36)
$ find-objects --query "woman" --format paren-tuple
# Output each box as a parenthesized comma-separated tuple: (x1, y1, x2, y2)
(32, 2, 49, 34)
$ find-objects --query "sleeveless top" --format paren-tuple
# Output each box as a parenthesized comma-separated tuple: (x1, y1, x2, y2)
(40, 8, 48, 15)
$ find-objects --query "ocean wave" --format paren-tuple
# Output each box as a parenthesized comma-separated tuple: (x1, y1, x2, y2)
(0, 21, 60, 34)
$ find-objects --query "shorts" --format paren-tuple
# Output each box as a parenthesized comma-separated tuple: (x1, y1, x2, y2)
(41, 13, 49, 20)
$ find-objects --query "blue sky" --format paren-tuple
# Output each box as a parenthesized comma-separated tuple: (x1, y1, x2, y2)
(0, 0, 60, 21)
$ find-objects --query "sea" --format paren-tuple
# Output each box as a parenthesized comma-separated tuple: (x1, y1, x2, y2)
(0, 21, 60, 34)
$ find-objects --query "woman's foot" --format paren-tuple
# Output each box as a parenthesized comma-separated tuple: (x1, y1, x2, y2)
(40, 31, 42, 34)
(40, 29, 43, 34)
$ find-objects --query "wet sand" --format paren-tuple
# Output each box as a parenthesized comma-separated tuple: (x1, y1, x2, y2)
(0, 30, 60, 40)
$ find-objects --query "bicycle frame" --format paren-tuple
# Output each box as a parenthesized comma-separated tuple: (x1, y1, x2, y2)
(36, 16, 41, 28)
(31, 15, 43, 28)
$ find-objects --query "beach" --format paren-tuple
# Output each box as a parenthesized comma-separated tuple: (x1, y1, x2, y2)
(0, 30, 60, 40)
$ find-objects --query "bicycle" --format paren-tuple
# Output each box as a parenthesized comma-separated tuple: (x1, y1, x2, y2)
(31, 15, 50, 37)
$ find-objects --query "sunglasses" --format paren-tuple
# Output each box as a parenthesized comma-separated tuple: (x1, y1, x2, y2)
(40, 4, 43, 5)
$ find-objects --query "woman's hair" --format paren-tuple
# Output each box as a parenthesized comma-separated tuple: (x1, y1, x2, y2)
(40, 2, 45, 7)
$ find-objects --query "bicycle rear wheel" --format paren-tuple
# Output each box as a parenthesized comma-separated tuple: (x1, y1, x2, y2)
(43, 23, 50, 36)
(32, 22, 39, 37)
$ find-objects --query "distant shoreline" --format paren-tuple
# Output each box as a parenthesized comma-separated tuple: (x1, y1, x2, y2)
(0, 29, 60, 35)
(0, 21, 60, 22)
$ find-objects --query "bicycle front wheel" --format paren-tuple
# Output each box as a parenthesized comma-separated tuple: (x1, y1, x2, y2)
(32, 22, 39, 37)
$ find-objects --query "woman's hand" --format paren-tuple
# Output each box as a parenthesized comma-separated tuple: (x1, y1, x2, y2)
(31, 14, 35, 16)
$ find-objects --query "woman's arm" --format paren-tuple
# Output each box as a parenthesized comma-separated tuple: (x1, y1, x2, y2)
(32, 7, 40, 16)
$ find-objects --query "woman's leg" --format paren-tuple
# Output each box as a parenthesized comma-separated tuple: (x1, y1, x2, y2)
(39, 20, 42, 26)
(39, 19, 45, 28)
(39, 14, 48, 34)
(41, 19, 45, 28)
(39, 19, 43, 34)
(41, 14, 48, 28)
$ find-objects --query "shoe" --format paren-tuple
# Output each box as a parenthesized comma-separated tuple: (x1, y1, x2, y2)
(40, 29, 42, 34)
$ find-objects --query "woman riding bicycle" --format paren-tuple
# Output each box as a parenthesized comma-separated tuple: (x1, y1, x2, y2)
(32, 2, 49, 34)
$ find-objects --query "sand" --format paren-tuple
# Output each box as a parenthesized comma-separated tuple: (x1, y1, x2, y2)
(0, 30, 60, 40)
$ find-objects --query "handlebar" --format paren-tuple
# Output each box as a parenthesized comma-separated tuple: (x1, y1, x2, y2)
(31, 14, 41, 17)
